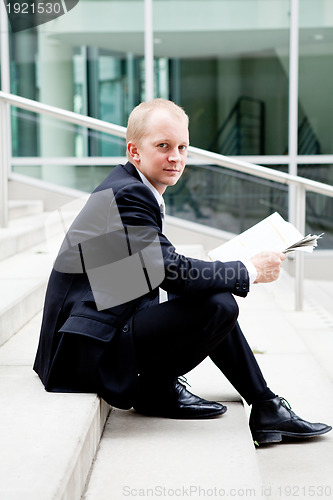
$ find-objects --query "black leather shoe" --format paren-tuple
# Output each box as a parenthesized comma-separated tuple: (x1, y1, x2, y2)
(133, 377, 227, 419)
(250, 396, 332, 444)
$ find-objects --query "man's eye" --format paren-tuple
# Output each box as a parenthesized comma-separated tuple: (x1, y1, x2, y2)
(158, 143, 167, 148)
(179, 145, 187, 151)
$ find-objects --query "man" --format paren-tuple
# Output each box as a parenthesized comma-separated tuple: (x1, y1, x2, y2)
(34, 99, 331, 445)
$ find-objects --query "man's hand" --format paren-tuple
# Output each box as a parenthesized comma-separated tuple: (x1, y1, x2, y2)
(250, 251, 286, 284)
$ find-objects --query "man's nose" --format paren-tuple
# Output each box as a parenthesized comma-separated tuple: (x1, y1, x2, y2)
(168, 148, 181, 162)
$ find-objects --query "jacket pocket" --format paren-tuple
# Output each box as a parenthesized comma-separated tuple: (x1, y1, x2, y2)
(58, 315, 117, 343)
(49, 313, 136, 409)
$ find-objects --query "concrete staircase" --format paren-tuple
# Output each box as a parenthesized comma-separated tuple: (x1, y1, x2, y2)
(1, 203, 333, 500)
(0, 201, 110, 500)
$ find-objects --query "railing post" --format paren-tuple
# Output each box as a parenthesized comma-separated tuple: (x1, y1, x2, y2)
(288, 0, 299, 227)
(295, 183, 306, 311)
(0, 2, 11, 228)
(0, 99, 10, 228)
(144, 0, 154, 101)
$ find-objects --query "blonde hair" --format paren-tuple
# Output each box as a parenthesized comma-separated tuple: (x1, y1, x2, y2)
(126, 98, 189, 159)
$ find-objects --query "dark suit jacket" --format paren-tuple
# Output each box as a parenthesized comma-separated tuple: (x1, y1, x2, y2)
(33, 162, 249, 408)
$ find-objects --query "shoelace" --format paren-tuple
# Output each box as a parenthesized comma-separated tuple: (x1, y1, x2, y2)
(279, 396, 297, 417)
(178, 375, 191, 388)
(279, 397, 292, 410)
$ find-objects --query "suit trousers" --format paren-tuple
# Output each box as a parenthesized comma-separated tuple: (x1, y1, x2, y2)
(132, 291, 273, 405)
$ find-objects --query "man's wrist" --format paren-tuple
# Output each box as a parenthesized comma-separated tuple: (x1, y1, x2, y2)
(242, 259, 257, 286)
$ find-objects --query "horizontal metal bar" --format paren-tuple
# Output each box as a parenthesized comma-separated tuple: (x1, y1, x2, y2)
(0, 91, 127, 138)
(229, 155, 333, 165)
(12, 156, 270, 167)
(11, 156, 128, 166)
(11, 154, 333, 169)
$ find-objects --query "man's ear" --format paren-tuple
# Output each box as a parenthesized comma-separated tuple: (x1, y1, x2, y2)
(127, 141, 140, 162)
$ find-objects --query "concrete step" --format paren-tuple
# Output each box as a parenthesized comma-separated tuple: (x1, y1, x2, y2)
(8, 200, 44, 220)
(0, 212, 51, 262)
(83, 403, 264, 500)
(0, 238, 58, 347)
(0, 204, 79, 263)
(0, 312, 110, 500)
(0, 206, 78, 346)
(83, 360, 265, 500)
(0, 199, 110, 499)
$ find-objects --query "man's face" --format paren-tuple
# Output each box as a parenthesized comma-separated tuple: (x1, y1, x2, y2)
(128, 109, 189, 194)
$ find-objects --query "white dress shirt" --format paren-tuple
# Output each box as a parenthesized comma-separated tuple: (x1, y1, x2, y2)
(136, 169, 168, 302)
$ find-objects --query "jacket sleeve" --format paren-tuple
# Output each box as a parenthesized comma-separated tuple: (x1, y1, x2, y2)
(113, 182, 249, 298)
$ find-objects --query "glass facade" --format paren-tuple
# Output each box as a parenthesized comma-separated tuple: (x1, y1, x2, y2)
(6, 0, 291, 157)
(1, 0, 333, 244)
(299, 0, 333, 157)
(153, 0, 290, 155)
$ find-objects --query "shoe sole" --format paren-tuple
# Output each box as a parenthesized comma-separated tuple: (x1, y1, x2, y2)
(253, 425, 332, 444)
(134, 405, 227, 420)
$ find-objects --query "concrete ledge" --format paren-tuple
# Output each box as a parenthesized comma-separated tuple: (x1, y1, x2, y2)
(83, 403, 263, 500)
(0, 366, 110, 500)
(0, 312, 110, 500)
(0, 220, 74, 346)
(0, 213, 49, 262)
(0, 280, 46, 347)
(0, 247, 54, 346)
(83, 355, 263, 499)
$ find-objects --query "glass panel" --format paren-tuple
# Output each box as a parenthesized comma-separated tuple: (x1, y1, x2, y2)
(298, 164, 333, 185)
(32, 111, 127, 162)
(9, 28, 38, 156)
(153, 0, 290, 155)
(164, 163, 288, 234)
(9, 0, 144, 158)
(306, 191, 333, 249)
(299, 0, 333, 155)
(12, 162, 119, 193)
(299, 163, 333, 249)
(11, 109, 126, 190)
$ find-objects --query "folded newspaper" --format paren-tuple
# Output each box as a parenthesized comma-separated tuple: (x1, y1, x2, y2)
(208, 212, 323, 262)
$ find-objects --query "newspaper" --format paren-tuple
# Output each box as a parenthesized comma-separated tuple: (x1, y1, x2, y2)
(208, 212, 323, 262)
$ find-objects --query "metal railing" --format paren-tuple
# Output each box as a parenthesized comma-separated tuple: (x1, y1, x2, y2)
(1, 90, 333, 310)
